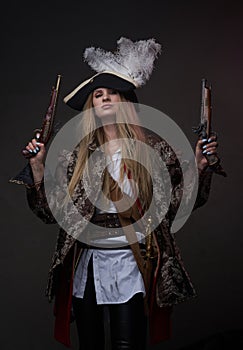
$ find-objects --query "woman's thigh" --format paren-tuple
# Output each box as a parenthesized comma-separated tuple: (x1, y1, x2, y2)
(109, 293, 147, 350)
(72, 261, 105, 350)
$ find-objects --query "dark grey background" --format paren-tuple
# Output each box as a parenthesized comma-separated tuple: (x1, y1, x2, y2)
(1, 0, 243, 349)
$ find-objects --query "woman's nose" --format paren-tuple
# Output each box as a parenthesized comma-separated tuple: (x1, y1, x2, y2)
(102, 92, 110, 101)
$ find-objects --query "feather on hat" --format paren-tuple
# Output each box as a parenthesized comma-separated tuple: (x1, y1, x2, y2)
(64, 37, 161, 111)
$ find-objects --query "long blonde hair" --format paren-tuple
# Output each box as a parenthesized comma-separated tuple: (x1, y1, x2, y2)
(68, 92, 152, 211)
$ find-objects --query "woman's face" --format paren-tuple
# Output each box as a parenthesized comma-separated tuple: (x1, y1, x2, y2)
(92, 87, 120, 121)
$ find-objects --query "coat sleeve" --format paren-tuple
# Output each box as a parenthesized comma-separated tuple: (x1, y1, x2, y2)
(151, 134, 214, 225)
(193, 167, 213, 209)
(165, 152, 214, 225)
(26, 181, 57, 224)
(26, 150, 74, 224)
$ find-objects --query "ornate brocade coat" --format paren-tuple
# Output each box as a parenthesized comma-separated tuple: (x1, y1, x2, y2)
(25, 130, 213, 346)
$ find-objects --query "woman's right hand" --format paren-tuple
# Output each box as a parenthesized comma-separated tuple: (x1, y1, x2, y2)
(24, 137, 46, 165)
(24, 136, 46, 184)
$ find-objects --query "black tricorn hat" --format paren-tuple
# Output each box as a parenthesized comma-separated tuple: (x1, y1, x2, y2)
(63, 71, 138, 111)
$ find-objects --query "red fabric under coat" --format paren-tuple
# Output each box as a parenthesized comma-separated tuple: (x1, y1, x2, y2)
(53, 248, 172, 348)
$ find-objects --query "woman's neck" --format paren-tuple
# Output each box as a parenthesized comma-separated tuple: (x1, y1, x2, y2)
(103, 123, 118, 141)
(102, 123, 121, 155)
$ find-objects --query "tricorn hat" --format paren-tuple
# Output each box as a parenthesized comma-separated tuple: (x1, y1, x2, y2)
(63, 37, 161, 111)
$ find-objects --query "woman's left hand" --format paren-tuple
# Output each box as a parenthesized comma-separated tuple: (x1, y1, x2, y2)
(195, 135, 218, 171)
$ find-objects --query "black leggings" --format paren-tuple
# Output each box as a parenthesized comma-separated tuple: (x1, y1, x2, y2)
(72, 259, 147, 350)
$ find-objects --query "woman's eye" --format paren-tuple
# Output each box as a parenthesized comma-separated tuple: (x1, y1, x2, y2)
(110, 90, 117, 94)
(95, 94, 102, 98)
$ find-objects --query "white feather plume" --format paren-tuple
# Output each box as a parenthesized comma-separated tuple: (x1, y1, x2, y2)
(83, 37, 161, 87)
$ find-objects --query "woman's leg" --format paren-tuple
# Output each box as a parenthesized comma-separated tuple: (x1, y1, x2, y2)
(109, 293, 147, 350)
(72, 259, 105, 350)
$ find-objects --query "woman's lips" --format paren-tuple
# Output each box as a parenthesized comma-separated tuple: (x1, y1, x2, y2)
(101, 104, 113, 109)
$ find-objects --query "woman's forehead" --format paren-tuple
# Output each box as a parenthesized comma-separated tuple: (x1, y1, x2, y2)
(93, 87, 116, 93)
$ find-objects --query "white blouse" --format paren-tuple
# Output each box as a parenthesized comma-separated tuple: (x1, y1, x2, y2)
(73, 149, 146, 303)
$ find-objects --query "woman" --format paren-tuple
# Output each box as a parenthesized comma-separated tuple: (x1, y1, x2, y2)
(22, 38, 218, 350)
